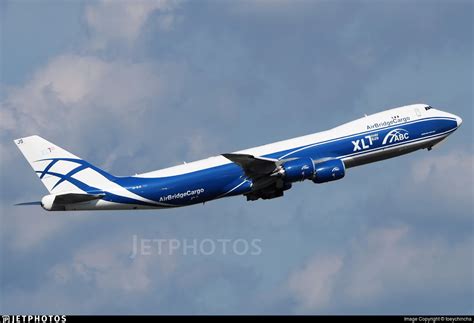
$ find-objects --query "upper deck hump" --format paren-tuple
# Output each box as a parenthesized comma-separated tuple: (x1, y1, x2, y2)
(136, 104, 425, 178)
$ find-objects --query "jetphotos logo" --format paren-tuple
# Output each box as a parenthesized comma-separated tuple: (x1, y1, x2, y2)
(382, 128, 410, 145)
(1, 316, 66, 323)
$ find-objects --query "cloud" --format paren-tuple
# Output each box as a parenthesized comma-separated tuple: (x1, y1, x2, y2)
(410, 150, 474, 205)
(0, 53, 164, 170)
(50, 236, 176, 293)
(3, 208, 80, 251)
(0, 234, 179, 313)
(343, 226, 418, 302)
(84, 0, 182, 49)
(288, 255, 343, 311)
(287, 225, 473, 313)
(2, 54, 161, 130)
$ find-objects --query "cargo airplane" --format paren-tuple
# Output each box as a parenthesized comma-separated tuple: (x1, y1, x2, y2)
(15, 104, 462, 211)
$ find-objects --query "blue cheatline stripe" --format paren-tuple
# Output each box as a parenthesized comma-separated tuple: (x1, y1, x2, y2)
(127, 117, 454, 184)
(277, 117, 456, 160)
(120, 117, 459, 186)
(339, 127, 456, 160)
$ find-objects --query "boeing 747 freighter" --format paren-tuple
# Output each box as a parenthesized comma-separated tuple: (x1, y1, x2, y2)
(14, 104, 462, 211)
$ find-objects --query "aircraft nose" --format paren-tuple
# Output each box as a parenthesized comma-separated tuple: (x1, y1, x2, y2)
(456, 115, 463, 127)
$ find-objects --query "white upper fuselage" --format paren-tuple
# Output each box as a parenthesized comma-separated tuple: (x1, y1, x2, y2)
(138, 104, 461, 178)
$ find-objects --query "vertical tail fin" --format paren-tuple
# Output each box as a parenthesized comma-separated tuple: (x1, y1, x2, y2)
(14, 135, 115, 194)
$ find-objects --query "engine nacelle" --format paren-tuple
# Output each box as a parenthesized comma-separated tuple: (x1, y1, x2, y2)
(312, 159, 345, 184)
(41, 195, 65, 211)
(281, 157, 316, 182)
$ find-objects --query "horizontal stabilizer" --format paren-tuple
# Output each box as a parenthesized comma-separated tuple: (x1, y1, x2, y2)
(15, 193, 104, 209)
(54, 193, 105, 205)
(15, 201, 42, 206)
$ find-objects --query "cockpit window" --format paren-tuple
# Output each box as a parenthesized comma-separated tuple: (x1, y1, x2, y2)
(425, 106, 433, 111)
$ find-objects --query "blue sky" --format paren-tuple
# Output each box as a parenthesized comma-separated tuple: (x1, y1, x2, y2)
(0, 0, 473, 314)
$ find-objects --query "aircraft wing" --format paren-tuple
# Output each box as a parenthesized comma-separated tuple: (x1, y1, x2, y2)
(222, 153, 293, 201)
(221, 153, 282, 180)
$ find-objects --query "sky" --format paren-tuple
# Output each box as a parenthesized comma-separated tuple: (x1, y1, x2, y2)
(0, 0, 473, 315)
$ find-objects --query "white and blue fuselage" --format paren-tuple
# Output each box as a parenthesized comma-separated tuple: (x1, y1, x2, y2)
(15, 104, 462, 211)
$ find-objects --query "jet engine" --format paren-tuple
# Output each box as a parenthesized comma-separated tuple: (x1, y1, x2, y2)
(279, 157, 345, 184)
(312, 159, 345, 183)
(280, 157, 316, 182)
